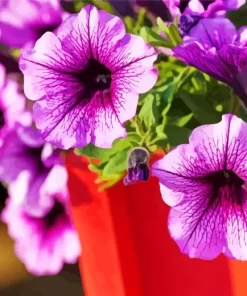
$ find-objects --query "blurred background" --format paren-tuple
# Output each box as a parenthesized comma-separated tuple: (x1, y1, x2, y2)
(0, 184, 83, 296)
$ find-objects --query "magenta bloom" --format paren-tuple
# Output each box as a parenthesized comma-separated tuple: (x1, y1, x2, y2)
(0, 125, 63, 216)
(164, 0, 245, 18)
(173, 18, 247, 107)
(0, 65, 31, 146)
(0, 0, 66, 48)
(152, 114, 247, 260)
(19, 4, 158, 149)
(1, 178, 81, 276)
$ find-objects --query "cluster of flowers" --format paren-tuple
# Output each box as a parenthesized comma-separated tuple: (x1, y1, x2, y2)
(2, 0, 247, 271)
(0, 0, 80, 276)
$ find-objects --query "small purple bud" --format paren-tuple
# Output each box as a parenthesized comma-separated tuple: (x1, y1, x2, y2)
(179, 14, 201, 36)
(123, 147, 150, 186)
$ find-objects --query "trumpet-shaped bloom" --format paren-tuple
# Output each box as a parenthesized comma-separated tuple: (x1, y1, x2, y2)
(0, 125, 63, 216)
(2, 180, 81, 276)
(19, 4, 158, 149)
(164, 0, 245, 18)
(0, 0, 67, 48)
(173, 18, 247, 107)
(152, 114, 247, 260)
(0, 65, 31, 146)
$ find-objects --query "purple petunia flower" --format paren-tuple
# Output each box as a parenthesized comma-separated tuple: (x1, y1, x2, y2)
(19, 4, 158, 149)
(0, 0, 67, 48)
(173, 18, 247, 107)
(163, 0, 246, 36)
(1, 176, 81, 276)
(0, 65, 31, 146)
(164, 0, 245, 18)
(0, 125, 63, 216)
(152, 114, 247, 260)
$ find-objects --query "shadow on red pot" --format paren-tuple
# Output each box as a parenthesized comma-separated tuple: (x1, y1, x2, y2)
(66, 151, 247, 296)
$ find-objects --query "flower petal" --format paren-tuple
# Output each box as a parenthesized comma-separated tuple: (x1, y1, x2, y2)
(107, 34, 158, 93)
(152, 114, 231, 180)
(174, 42, 247, 103)
(225, 195, 247, 260)
(224, 114, 247, 179)
(168, 182, 225, 259)
(188, 18, 236, 49)
(20, 31, 81, 101)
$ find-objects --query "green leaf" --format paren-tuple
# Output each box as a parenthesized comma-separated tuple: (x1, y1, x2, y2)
(136, 8, 146, 28)
(138, 94, 158, 130)
(179, 91, 221, 124)
(124, 16, 135, 33)
(168, 24, 182, 45)
(155, 116, 167, 138)
(91, 0, 115, 13)
(157, 17, 170, 35)
(103, 147, 130, 176)
(157, 125, 191, 147)
(75, 133, 140, 160)
(165, 125, 191, 146)
(149, 40, 174, 48)
(146, 28, 166, 41)
(161, 83, 177, 103)
(167, 113, 194, 127)
(75, 144, 114, 159)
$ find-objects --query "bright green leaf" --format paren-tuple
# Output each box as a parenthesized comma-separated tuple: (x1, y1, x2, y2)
(138, 94, 159, 130)
(167, 113, 194, 127)
(156, 116, 167, 138)
(168, 24, 182, 45)
(75, 144, 114, 159)
(157, 17, 170, 35)
(157, 125, 191, 147)
(179, 91, 221, 124)
(103, 147, 130, 176)
(75, 133, 140, 160)
(149, 40, 174, 48)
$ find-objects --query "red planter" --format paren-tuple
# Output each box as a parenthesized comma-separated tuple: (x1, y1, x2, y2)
(66, 151, 247, 296)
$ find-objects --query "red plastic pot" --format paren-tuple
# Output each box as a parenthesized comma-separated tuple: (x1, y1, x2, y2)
(66, 151, 247, 296)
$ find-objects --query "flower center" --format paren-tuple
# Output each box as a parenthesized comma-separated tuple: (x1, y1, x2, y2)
(78, 59, 112, 93)
(44, 199, 65, 228)
(205, 170, 245, 205)
(0, 110, 5, 128)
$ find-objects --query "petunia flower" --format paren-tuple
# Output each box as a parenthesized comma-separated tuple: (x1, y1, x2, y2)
(152, 114, 247, 260)
(19, 4, 158, 149)
(163, 0, 246, 36)
(173, 18, 247, 107)
(164, 0, 246, 18)
(0, 125, 63, 216)
(1, 172, 81, 276)
(0, 65, 31, 146)
(0, 0, 68, 48)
